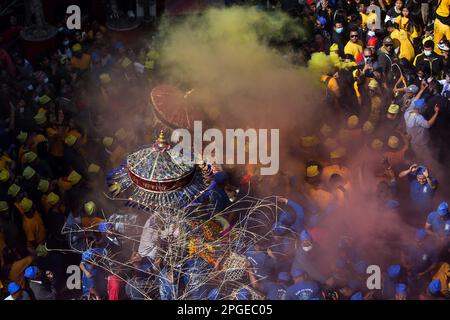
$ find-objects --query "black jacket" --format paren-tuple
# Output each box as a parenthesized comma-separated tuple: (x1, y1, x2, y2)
(414, 52, 445, 78)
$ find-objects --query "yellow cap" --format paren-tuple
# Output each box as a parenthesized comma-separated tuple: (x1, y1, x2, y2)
(99, 73, 111, 84)
(23, 151, 37, 163)
(330, 147, 346, 159)
(371, 139, 383, 151)
(146, 49, 159, 60)
(34, 111, 47, 125)
(84, 201, 96, 215)
(301, 136, 320, 148)
(36, 244, 48, 257)
(64, 135, 78, 147)
(121, 57, 132, 68)
(19, 197, 33, 212)
(23, 166, 36, 180)
(0, 168, 10, 182)
(368, 79, 379, 89)
(320, 124, 332, 137)
(37, 179, 50, 193)
(388, 135, 400, 149)
(387, 104, 400, 114)
(72, 43, 82, 52)
(330, 43, 339, 52)
(306, 165, 320, 178)
(39, 95, 51, 105)
(324, 138, 338, 149)
(88, 163, 100, 173)
(0, 201, 8, 212)
(362, 121, 374, 134)
(347, 115, 359, 129)
(47, 192, 60, 206)
(8, 184, 20, 197)
(103, 136, 114, 147)
(422, 36, 433, 46)
(144, 60, 155, 70)
(17, 131, 28, 144)
(67, 170, 82, 185)
(115, 128, 127, 142)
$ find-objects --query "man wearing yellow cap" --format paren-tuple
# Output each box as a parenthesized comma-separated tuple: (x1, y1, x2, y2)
(376, 103, 402, 140)
(70, 43, 91, 71)
(81, 201, 104, 228)
(338, 115, 363, 150)
(304, 162, 334, 212)
(58, 170, 83, 194)
(367, 79, 382, 127)
(15, 197, 46, 248)
(383, 134, 409, 171)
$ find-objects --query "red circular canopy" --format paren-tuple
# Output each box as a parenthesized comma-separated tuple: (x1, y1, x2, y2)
(151, 85, 204, 130)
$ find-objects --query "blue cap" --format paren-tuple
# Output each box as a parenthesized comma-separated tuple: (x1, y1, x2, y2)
(350, 291, 363, 300)
(115, 41, 124, 49)
(318, 16, 327, 26)
(24, 266, 39, 279)
(416, 228, 427, 241)
(213, 171, 228, 184)
(98, 222, 111, 233)
(437, 202, 449, 215)
(237, 288, 250, 300)
(300, 229, 312, 241)
(388, 264, 401, 279)
(278, 271, 291, 282)
(396, 283, 407, 295)
(414, 98, 425, 109)
(385, 199, 400, 209)
(428, 279, 441, 295)
(208, 288, 220, 300)
(82, 249, 93, 261)
(416, 166, 426, 176)
(279, 211, 292, 225)
(272, 222, 286, 235)
(354, 260, 367, 274)
(291, 268, 305, 278)
(8, 282, 21, 295)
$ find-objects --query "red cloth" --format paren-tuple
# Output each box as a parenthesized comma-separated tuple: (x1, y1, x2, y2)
(107, 275, 122, 300)
(355, 52, 364, 65)
(0, 49, 16, 77)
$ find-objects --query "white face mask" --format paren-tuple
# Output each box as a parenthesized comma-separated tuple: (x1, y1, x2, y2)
(395, 47, 400, 54)
(424, 50, 432, 56)
(302, 245, 313, 252)
(368, 30, 375, 37)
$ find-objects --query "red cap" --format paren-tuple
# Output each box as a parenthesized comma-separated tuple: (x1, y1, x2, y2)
(306, 0, 315, 5)
(367, 37, 378, 47)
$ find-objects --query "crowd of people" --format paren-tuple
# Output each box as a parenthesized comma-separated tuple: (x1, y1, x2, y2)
(0, 0, 449, 300)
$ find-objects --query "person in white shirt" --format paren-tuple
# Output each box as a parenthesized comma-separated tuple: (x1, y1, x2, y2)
(3, 282, 31, 300)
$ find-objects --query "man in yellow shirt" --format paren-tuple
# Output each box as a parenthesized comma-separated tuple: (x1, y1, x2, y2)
(344, 29, 364, 61)
(434, 0, 450, 53)
(70, 43, 91, 72)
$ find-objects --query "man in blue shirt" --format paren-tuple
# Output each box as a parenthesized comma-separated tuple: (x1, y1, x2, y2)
(276, 197, 305, 235)
(399, 165, 438, 213)
(285, 268, 321, 300)
(425, 202, 450, 235)
(245, 244, 276, 281)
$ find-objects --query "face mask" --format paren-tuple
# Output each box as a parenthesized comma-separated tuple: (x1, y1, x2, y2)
(424, 50, 432, 56)
(43, 77, 49, 83)
(336, 27, 344, 34)
(27, 84, 34, 91)
(395, 47, 400, 54)
(63, 40, 70, 46)
(367, 30, 375, 37)
(302, 245, 313, 252)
